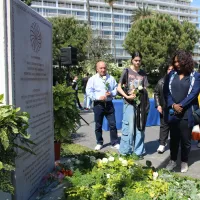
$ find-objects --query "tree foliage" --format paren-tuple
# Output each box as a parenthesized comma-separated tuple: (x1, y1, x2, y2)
(81, 36, 113, 74)
(131, 6, 153, 23)
(124, 13, 200, 76)
(21, 0, 32, 6)
(48, 17, 91, 65)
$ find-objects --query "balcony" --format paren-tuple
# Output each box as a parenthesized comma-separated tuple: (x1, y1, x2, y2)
(72, 5, 84, 9)
(58, 4, 71, 8)
(31, 1, 42, 6)
(99, 7, 110, 12)
(102, 35, 112, 39)
(43, 2, 56, 7)
(101, 26, 112, 30)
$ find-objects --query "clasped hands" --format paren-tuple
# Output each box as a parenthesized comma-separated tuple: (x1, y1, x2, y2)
(173, 103, 183, 114)
(125, 89, 136, 100)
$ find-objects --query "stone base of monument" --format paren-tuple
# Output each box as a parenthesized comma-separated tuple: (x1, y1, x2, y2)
(54, 142, 61, 161)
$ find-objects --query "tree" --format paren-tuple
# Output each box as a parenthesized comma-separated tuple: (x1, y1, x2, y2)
(124, 13, 200, 77)
(48, 17, 91, 65)
(105, 0, 116, 63)
(131, 6, 153, 23)
(80, 36, 113, 74)
(21, 0, 32, 6)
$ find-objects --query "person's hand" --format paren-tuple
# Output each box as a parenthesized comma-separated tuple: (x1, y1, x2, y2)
(99, 96, 107, 101)
(128, 89, 135, 95)
(105, 91, 111, 97)
(157, 106, 163, 114)
(173, 104, 183, 113)
(125, 94, 136, 100)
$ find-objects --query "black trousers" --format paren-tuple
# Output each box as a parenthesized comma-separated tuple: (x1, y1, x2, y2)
(169, 119, 192, 162)
(75, 91, 82, 108)
(93, 101, 118, 145)
(159, 113, 170, 145)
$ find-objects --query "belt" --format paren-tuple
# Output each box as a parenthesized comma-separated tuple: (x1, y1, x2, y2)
(94, 100, 112, 103)
(94, 101, 112, 106)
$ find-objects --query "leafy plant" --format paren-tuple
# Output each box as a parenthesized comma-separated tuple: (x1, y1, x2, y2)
(0, 94, 35, 193)
(61, 148, 200, 199)
(53, 84, 80, 143)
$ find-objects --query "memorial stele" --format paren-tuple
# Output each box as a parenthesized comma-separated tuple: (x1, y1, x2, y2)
(0, 0, 54, 199)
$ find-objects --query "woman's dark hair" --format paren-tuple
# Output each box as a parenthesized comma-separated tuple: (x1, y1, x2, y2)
(171, 50, 194, 74)
(131, 51, 142, 60)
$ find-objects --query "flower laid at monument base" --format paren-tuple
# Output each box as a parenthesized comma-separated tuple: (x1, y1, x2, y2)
(35, 147, 200, 200)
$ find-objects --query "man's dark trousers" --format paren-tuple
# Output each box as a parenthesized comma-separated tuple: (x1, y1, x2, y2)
(93, 101, 118, 145)
(159, 112, 170, 146)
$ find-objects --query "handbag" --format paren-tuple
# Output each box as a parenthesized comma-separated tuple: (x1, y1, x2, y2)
(192, 108, 200, 125)
(191, 125, 200, 140)
(118, 68, 129, 96)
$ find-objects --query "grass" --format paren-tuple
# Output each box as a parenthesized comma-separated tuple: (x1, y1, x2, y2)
(61, 143, 92, 156)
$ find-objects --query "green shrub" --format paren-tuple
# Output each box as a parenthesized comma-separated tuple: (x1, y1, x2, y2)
(61, 150, 200, 200)
(53, 84, 80, 143)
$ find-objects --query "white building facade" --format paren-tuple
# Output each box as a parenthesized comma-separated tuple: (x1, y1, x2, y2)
(31, 0, 200, 62)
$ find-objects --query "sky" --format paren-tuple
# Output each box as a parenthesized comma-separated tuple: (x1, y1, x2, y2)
(191, 0, 200, 7)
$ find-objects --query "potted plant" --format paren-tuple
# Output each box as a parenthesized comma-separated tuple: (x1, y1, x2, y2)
(53, 84, 80, 160)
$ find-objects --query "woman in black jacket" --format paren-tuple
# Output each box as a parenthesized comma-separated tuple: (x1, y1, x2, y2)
(164, 50, 200, 173)
(154, 65, 173, 153)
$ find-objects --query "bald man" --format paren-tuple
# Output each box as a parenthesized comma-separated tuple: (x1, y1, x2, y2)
(86, 61, 119, 150)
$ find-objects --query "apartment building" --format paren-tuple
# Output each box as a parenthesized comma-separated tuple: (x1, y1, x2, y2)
(31, 0, 200, 62)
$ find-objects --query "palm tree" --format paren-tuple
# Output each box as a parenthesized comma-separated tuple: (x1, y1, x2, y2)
(131, 6, 152, 23)
(21, 0, 32, 6)
(105, 0, 116, 63)
(86, 0, 91, 26)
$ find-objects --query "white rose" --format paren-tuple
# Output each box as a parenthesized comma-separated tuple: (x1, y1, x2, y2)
(90, 156, 96, 162)
(121, 160, 128, 166)
(108, 156, 115, 162)
(102, 76, 106, 80)
(153, 172, 158, 180)
(106, 174, 111, 179)
(138, 85, 143, 90)
(102, 158, 108, 163)
(119, 157, 123, 161)
(66, 159, 71, 163)
(96, 158, 102, 163)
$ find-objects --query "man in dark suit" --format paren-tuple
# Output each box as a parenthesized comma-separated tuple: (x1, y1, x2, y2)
(154, 65, 173, 153)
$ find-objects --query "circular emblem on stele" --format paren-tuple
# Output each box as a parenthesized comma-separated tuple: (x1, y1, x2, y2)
(30, 22, 42, 53)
